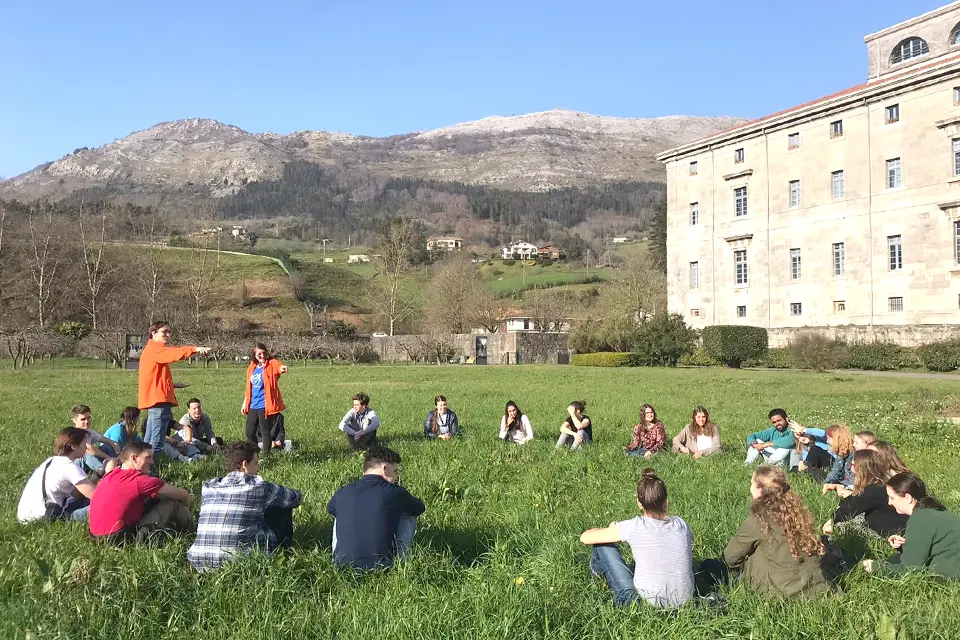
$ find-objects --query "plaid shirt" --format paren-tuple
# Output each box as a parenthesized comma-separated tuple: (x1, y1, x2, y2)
(187, 471, 302, 571)
(627, 422, 666, 453)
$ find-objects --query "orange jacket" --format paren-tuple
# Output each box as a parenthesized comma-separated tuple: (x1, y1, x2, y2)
(137, 340, 197, 409)
(243, 358, 286, 416)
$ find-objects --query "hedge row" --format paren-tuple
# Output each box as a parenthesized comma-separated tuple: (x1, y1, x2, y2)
(571, 352, 642, 367)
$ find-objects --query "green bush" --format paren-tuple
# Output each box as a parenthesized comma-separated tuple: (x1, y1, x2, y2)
(702, 325, 768, 368)
(786, 333, 849, 372)
(632, 313, 697, 367)
(55, 321, 91, 341)
(501, 259, 516, 267)
(917, 340, 960, 372)
(571, 352, 636, 367)
(844, 342, 903, 371)
(679, 346, 719, 367)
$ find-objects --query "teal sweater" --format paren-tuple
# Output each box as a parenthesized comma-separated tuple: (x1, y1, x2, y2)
(883, 507, 960, 579)
(745, 426, 795, 449)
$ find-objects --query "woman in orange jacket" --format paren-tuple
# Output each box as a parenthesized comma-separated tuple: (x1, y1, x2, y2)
(242, 343, 288, 456)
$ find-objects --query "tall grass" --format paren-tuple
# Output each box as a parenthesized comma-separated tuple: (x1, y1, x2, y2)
(2, 365, 959, 639)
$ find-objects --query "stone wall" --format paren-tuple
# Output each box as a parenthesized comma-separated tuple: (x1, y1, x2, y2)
(768, 324, 960, 348)
(370, 332, 570, 364)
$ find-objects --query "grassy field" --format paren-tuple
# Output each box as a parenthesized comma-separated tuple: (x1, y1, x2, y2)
(3, 365, 960, 639)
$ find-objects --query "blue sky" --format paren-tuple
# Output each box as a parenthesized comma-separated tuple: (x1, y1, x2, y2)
(0, 0, 949, 178)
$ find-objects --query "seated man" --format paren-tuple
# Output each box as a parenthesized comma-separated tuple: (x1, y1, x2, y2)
(178, 397, 220, 454)
(70, 404, 120, 475)
(327, 446, 424, 570)
(338, 393, 380, 451)
(188, 442, 303, 571)
(89, 441, 195, 542)
(17, 427, 97, 523)
(163, 419, 204, 462)
(743, 408, 797, 467)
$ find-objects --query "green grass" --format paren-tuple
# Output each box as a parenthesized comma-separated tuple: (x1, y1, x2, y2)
(3, 365, 960, 639)
(478, 260, 608, 294)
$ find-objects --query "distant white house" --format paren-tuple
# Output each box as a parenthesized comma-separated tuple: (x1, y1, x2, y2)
(323, 257, 334, 263)
(348, 254, 370, 264)
(427, 236, 463, 251)
(501, 241, 538, 260)
(231, 225, 246, 238)
(611, 237, 628, 244)
(503, 316, 571, 333)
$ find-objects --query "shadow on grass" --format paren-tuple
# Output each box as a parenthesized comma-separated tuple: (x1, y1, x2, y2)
(417, 526, 495, 566)
(296, 518, 334, 550)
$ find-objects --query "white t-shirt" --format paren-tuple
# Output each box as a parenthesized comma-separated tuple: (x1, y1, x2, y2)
(17, 456, 89, 523)
(696, 435, 713, 452)
(435, 412, 451, 435)
(499, 415, 534, 443)
(616, 515, 695, 607)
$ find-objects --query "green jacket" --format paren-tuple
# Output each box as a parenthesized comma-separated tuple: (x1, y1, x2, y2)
(882, 507, 960, 579)
(745, 426, 796, 449)
(723, 513, 831, 597)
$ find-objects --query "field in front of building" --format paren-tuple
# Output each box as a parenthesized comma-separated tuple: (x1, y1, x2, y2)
(2, 364, 960, 639)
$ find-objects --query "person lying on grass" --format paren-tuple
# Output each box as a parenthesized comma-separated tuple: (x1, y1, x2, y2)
(672, 405, 721, 459)
(339, 392, 380, 451)
(424, 395, 459, 440)
(698, 464, 831, 598)
(88, 441, 195, 543)
(822, 449, 907, 539)
(817, 424, 855, 496)
(499, 400, 534, 444)
(556, 400, 592, 450)
(70, 404, 120, 475)
(580, 467, 694, 608)
(862, 472, 960, 579)
(327, 445, 425, 570)
(624, 404, 665, 459)
(17, 427, 97, 523)
(188, 442, 303, 571)
(743, 409, 796, 467)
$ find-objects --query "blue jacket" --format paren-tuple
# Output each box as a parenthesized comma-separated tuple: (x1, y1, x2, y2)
(824, 451, 854, 486)
(802, 428, 832, 453)
(424, 409, 459, 438)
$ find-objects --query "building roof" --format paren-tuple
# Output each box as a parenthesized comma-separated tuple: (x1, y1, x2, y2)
(864, 1, 960, 41)
(658, 52, 960, 161)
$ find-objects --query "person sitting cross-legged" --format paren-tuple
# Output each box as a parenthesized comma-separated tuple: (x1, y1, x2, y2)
(327, 445, 425, 570)
(89, 442, 195, 543)
(178, 397, 220, 454)
(338, 393, 380, 451)
(743, 408, 797, 467)
(17, 427, 97, 523)
(188, 442, 303, 571)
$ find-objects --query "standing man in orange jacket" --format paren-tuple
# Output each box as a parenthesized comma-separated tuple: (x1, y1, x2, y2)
(139, 321, 210, 462)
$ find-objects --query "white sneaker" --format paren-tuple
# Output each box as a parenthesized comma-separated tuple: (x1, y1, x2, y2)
(283, 440, 294, 453)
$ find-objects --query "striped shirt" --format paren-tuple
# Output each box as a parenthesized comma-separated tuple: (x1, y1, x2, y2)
(616, 515, 695, 607)
(187, 471, 302, 571)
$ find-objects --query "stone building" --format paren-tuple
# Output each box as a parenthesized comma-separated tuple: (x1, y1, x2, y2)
(658, 2, 960, 344)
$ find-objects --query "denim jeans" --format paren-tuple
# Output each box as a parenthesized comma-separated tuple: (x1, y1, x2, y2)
(332, 514, 417, 559)
(81, 443, 117, 474)
(626, 448, 653, 458)
(556, 432, 591, 450)
(589, 543, 638, 607)
(65, 496, 91, 522)
(744, 445, 791, 466)
(145, 404, 172, 459)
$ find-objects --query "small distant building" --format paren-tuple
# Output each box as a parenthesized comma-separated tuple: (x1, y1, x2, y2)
(323, 257, 334, 263)
(503, 316, 571, 333)
(427, 236, 463, 251)
(347, 254, 370, 264)
(231, 225, 246, 238)
(611, 237, 628, 244)
(501, 241, 538, 260)
(537, 245, 565, 260)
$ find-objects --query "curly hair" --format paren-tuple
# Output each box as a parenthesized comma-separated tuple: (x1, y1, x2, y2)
(826, 424, 854, 457)
(751, 465, 824, 560)
(851, 449, 887, 494)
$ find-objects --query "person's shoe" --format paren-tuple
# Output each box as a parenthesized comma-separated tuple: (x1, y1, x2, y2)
(283, 440, 294, 453)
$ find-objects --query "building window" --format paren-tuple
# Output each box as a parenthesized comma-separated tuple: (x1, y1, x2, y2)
(790, 248, 801, 280)
(954, 87, 960, 106)
(830, 120, 844, 138)
(831, 170, 845, 199)
(689, 261, 700, 289)
(736, 305, 746, 318)
(789, 180, 800, 207)
(887, 158, 901, 188)
(885, 104, 900, 124)
(734, 186, 748, 217)
(734, 249, 748, 285)
(891, 37, 929, 64)
(691, 308, 700, 318)
(689, 161, 698, 176)
(788, 132, 800, 150)
(790, 302, 802, 316)
(954, 140, 960, 177)
(888, 296, 904, 312)
(834, 300, 846, 312)
(690, 202, 699, 226)
(888, 235, 902, 271)
(954, 221, 960, 264)
(833, 242, 845, 276)
(734, 148, 745, 164)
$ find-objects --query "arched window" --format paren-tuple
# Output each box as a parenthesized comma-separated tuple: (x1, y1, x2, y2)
(951, 23, 960, 46)
(890, 37, 929, 64)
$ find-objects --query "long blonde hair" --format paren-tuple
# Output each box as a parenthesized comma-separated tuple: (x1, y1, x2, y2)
(851, 449, 887, 494)
(751, 465, 824, 560)
(826, 424, 853, 457)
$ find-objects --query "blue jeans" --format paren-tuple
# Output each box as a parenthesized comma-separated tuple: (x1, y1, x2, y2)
(590, 543, 638, 607)
(65, 496, 91, 522)
(81, 443, 117, 473)
(626, 448, 653, 457)
(145, 404, 172, 459)
(744, 445, 791, 466)
(332, 514, 417, 560)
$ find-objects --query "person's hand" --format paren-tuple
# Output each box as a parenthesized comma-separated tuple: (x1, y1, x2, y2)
(195, 346, 211, 355)
(644, 450, 653, 460)
(888, 534, 906, 549)
(279, 365, 288, 374)
(241, 404, 248, 415)
(567, 405, 577, 417)
(86, 442, 98, 454)
(821, 484, 836, 495)
(799, 436, 811, 445)
(752, 441, 764, 450)
(797, 461, 807, 472)
(862, 559, 876, 573)
(623, 446, 630, 451)
(574, 433, 583, 445)
(822, 520, 834, 535)
(693, 451, 703, 460)
(837, 487, 853, 499)
(354, 432, 363, 441)
(439, 433, 450, 441)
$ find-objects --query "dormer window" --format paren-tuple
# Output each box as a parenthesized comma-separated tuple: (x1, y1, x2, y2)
(891, 37, 929, 64)
(951, 23, 960, 46)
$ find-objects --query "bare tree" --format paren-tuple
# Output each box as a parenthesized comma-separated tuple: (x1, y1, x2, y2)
(289, 269, 320, 332)
(367, 220, 420, 336)
(605, 252, 667, 324)
(527, 289, 573, 333)
(423, 254, 481, 334)
(77, 200, 117, 329)
(0, 202, 6, 327)
(471, 288, 510, 333)
(22, 204, 64, 328)
(133, 216, 168, 324)
(186, 236, 220, 329)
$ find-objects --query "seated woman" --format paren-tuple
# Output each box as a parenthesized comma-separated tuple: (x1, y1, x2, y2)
(822, 449, 908, 539)
(868, 441, 910, 478)
(672, 406, 721, 459)
(17, 428, 97, 523)
(424, 395, 459, 440)
(580, 468, 694, 608)
(556, 401, 592, 450)
(499, 401, 533, 444)
(104, 407, 142, 450)
(817, 424, 854, 496)
(854, 431, 877, 451)
(625, 404, 666, 460)
(788, 423, 833, 473)
(863, 472, 960, 579)
(699, 464, 831, 597)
